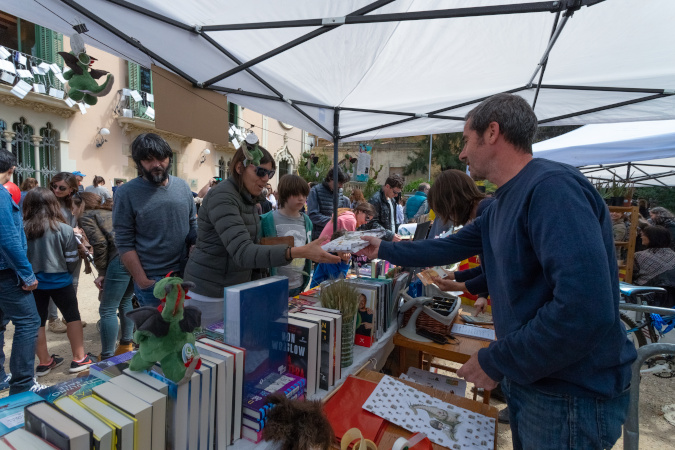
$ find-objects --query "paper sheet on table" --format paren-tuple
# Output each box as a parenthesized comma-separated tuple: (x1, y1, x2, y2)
(451, 324, 496, 341)
(363, 375, 495, 449)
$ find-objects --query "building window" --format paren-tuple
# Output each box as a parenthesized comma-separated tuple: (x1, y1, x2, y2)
(279, 159, 290, 177)
(0, 120, 6, 150)
(218, 156, 226, 179)
(39, 123, 60, 186)
(228, 102, 239, 126)
(127, 62, 154, 119)
(11, 117, 35, 185)
(0, 14, 62, 64)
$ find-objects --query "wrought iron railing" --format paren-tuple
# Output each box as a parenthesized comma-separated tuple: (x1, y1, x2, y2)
(0, 47, 64, 94)
(112, 89, 155, 121)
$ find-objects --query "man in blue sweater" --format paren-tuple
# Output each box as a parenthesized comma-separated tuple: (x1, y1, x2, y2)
(360, 94, 636, 449)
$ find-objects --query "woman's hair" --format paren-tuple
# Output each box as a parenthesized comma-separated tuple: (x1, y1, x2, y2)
(23, 187, 67, 240)
(49, 172, 79, 208)
(649, 206, 675, 225)
(92, 175, 105, 187)
(350, 188, 365, 204)
(278, 174, 310, 208)
(75, 192, 105, 211)
(20, 177, 38, 191)
(352, 201, 376, 217)
(427, 169, 485, 225)
(228, 142, 275, 188)
(642, 225, 672, 249)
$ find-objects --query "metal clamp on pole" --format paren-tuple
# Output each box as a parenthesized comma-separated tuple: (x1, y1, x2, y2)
(322, 17, 346, 26)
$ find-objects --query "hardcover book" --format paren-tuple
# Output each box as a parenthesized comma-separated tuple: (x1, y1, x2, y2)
(284, 318, 318, 395)
(242, 371, 306, 420)
(38, 375, 107, 404)
(290, 311, 333, 390)
(224, 276, 289, 392)
(24, 401, 93, 450)
(0, 391, 44, 436)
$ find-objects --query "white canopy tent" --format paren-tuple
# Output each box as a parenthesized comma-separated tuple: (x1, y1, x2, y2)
(3, 0, 675, 144)
(533, 120, 675, 186)
(4, 0, 675, 224)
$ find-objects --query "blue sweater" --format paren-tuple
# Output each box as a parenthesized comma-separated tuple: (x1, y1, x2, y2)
(380, 159, 636, 398)
(310, 261, 350, 288)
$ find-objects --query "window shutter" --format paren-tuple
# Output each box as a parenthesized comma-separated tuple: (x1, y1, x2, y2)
(128, 62, 141, 91)
(35, 26, 63, 66)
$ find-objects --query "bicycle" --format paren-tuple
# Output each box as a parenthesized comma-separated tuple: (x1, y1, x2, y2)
(619, 282, 675, 378)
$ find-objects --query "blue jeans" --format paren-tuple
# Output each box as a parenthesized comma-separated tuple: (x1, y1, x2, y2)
(99, 256, 135, 358)
(133, 275, 164, 307)
(501, 377, 630, 450)
(0, 269, 40, 394)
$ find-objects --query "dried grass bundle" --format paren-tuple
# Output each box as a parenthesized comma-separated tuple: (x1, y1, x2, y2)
(319, 280, 359, 322)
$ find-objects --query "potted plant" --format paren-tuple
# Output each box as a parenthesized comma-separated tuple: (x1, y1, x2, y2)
(319, 280, 359, 368)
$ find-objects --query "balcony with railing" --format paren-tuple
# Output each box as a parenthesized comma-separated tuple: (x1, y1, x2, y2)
(0, 46, 76, 116)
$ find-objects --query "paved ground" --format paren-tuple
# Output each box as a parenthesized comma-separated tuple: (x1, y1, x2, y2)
(1, 266, 673, 448)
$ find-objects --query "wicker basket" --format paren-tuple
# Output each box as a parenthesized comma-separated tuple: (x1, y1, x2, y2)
(401, 297, 458, 335)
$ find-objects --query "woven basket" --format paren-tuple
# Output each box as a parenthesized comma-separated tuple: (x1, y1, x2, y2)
(402, 305, 453, 335)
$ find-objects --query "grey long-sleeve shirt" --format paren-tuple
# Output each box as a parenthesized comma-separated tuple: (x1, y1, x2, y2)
(113, 176, 197, 277)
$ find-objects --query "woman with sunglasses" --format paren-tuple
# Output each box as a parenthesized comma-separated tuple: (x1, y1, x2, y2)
(23, 188, 95, 375)
(47, 173, 87, 333)
(183, 136, 340, 327)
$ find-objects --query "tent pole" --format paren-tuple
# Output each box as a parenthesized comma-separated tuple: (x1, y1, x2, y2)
(532, 10, 561, 110)
(626, 162, 631, 182)
(428, 135, 433, 182)
(333, 108, 341, 234)
(539, 93, 667, 124)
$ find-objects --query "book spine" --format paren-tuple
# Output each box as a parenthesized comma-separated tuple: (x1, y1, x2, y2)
(241, 425, 264, 444)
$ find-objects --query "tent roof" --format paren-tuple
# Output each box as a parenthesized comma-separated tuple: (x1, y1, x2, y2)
(4, 0, 675, 142)
(533, 120, 675, 187)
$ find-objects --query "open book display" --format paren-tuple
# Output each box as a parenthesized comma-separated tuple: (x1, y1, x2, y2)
(363, 375, 495, 449)
(321, 230, 386, 253)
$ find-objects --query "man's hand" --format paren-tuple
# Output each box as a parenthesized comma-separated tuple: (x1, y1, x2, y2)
(457, 353, 498, 390)
(392, 234, 402, 242)
(295, 237, 341, 264)
(137, 278, 156, 290)
(430, 275, 465, 292)
(94, 275, 105, 291)
(474, 297, 488, 315)
(22, 279, 38, 291)
(356, 235, 382, 259)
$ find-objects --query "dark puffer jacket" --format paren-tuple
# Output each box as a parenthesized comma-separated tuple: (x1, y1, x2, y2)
(368, 189, 398, 241)
(184, 177, 289, 298)
(79, 208, 117, 275)
(307, 182, 351, 240)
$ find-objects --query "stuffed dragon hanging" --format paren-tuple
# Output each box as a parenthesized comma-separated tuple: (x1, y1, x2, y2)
(58, 34, 114, 105)
(126, 277, 202, 383)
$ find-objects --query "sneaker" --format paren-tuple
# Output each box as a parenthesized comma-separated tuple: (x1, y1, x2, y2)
(36, 355, 65, 377)
(48, 319, 67, 333)
(0, 373, 11, 392)
(69, 353, 97, 373)
(29, 378, 48, 394)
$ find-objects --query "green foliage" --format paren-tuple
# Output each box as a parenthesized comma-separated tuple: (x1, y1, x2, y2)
(475, 179, 497, 194)
(403, 178, 429, 193)
(362, 164, 383, 199)
(634, 187, 675, 211)
(403, 133, 466, 176)
(298, 152, 332, 183)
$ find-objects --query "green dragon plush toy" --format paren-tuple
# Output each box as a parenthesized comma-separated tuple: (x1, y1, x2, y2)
(243, 132, 264, 166)
(126, 277, 202, 383)
(58, 34, 114, 106)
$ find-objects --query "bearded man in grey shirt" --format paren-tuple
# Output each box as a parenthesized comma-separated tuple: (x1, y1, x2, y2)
(113, 133, 197, 307)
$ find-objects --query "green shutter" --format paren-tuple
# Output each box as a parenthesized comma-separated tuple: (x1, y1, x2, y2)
(228, 102, 239, 126)
(128, 62, 141, 90)
(35, 26, 63, 66)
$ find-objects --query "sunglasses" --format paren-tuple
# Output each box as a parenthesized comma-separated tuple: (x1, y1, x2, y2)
(51, 184, 68, 192)
(253, 166, 275, 179)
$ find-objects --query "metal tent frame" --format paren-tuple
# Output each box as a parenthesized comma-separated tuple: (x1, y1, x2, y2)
(19, 0, 675, 229)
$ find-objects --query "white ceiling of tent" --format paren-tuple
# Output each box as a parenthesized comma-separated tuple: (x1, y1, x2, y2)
(3, 0, 675, 142)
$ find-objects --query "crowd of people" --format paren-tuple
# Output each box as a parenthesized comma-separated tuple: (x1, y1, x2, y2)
(1, 93, 674, 449)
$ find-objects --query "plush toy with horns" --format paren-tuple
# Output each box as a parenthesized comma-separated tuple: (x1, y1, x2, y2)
(127, 277, 202, 383)
(58, 34, 114, 106)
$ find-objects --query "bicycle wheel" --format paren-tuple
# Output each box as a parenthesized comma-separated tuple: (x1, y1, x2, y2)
(620, 312, 648, 348)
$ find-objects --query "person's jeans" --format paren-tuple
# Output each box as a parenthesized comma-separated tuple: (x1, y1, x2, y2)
(99, 256, 135, 358)
(501, 377, 630, 450)
(133, 275, 164, 307)
(0, 269, 40, 394)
